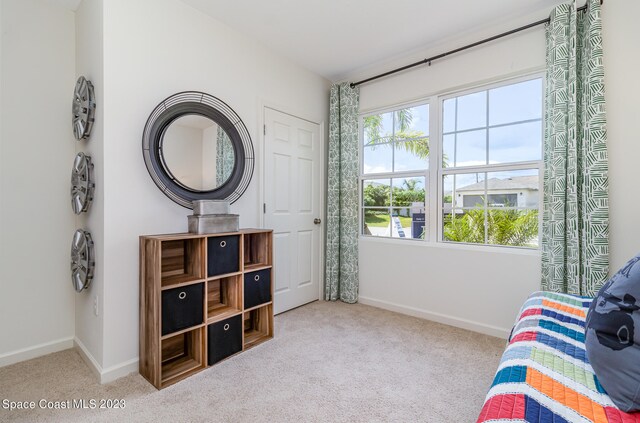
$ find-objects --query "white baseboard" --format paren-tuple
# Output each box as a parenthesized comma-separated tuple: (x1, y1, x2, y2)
(0, 337, 74, 368)
(101, 358, 138, 384)
(358, 296, 510, 339)
(74, 337, 138, 384)
(73, 337, 102, 379)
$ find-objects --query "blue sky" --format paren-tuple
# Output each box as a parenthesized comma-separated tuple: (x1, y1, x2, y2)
(363, 78, 543, 174)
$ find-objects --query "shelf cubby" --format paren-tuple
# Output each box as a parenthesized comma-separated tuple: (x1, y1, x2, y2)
(207, 275, 242, 323)
(160, 238, 204, 288)
(160, 327, 205, 387)
(243, 304, 273, 350)
(243, 231, 272, 271)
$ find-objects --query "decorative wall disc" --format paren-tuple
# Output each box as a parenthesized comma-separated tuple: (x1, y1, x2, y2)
(72, 76, 96, 140)
(70, 229, 95, 293)
(70, 152, 95, 214)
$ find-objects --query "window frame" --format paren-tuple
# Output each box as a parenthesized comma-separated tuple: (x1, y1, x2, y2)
(359, 99, 432, 242)
(358, 72, 544, 250)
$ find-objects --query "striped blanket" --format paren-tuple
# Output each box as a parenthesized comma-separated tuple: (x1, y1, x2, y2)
(477, 291, 640, 423)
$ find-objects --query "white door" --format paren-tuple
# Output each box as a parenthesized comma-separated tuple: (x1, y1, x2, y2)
(264, 108, 322, 314)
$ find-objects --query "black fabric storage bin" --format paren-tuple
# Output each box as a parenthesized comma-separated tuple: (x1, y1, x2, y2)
(208, 314, 242, 365)
(161, 283, 204, 336)
(244, 269, 271, 309)
(207, 235, 239, 277)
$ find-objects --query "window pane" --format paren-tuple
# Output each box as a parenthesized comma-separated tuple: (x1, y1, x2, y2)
(486, 209, 539, 247)
(485, 169, 539, 209)
(390, 208, 412, 238)
(394, 140, 429, 171)
(395, 104, 429, 137)
(363, 143, 392, 174)
(442, 134, 455, 169)
(363, 112, 393, 145)
(363, 208, 390, 237)
(442, 209, 485, 244)
(443, 174, 454, 213)
(456, 91, 486, 131)
(448, 172, 486, 210)
(363, 179, 391, 207)
(463, 195, 484, 208)
(392, 177, 425, 207)
(487, 193, 518, 207)
(489, 121, 542, 164)
(489, 79, 542, 126)
(443, 99, 456, 133)
(455, 129, 486, 167)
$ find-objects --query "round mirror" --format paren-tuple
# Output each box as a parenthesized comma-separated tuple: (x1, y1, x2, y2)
(161, 114, 235, 191)
(142, 92, 254, 208)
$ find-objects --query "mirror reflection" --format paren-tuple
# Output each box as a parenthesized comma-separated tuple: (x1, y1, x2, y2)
(162, 114, 235, 191)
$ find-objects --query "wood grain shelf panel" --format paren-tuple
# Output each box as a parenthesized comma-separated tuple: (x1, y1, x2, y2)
(243, 263, 272, 273)
(160, 238, 204, 288)
(206, 308, 242, 325)
(207, 275, 242, 322)
(243, 232, 273, 269)
(243, 301, 273, 313)
(243, 304, 273, 350)
(160, 327, 205, 386)
(160, 276, 205, 290)
(206, 271, 242, 281)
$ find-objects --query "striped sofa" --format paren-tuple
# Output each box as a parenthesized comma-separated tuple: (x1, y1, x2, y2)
(477, 291, 640, 423)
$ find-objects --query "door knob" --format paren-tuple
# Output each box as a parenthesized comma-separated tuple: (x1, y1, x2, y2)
(314, 218, 321, 225)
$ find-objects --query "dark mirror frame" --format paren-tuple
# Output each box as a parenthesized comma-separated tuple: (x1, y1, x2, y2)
(142, 92, 254, 208)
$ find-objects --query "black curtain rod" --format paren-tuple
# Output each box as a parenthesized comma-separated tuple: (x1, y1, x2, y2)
(350, 1, 601, 88)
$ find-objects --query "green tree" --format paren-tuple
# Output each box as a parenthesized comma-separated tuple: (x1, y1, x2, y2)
(363, 183, 390, 207)
(363, 109, 428, 161)
(443, 207, 539, 247)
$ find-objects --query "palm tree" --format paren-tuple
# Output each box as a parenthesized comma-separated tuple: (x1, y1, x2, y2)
(364, 109, 430, 159)
(443, 207, 539, 247)
(403, 179, 418, 191)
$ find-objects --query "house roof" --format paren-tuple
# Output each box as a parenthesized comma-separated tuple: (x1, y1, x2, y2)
(457, 175, 539, 192)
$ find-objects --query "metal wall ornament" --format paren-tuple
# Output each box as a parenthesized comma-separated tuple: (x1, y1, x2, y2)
(72, 76, 96, 140)
(70, 229, 95, 292)
(70, 152, 95, 214)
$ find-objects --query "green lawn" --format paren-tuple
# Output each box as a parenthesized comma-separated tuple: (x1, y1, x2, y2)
(364, 214, 412, 228)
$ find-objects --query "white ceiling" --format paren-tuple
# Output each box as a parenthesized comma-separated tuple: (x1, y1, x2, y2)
(183, 0, 567, 81)
(46, 0, 568, 81)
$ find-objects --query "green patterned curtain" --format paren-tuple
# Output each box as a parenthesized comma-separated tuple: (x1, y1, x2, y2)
(326, 83, 359, 303)
(542, 0, 608, 296)
(216, 126, 234, 186)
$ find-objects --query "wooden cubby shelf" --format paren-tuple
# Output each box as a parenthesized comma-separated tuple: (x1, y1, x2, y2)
(161, 327, 206, 386)
(243, 231, 272, 270)
(244, 304, 274, 350)
(160, 238, 204, 288)
(207, 275, 242, 323)
(140, 229, 274, 389)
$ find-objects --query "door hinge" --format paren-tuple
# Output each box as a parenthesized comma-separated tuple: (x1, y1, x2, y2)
(263, 203, 266, 214)
(263, 124, 266, 135)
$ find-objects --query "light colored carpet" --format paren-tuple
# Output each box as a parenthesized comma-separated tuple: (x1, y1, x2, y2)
(0, 301, 504, 423)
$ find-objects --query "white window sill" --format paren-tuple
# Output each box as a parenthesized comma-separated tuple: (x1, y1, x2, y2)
(358, 235, 542, 257)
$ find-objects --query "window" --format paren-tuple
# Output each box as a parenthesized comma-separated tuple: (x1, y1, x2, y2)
(360, 75, 543, 248)
(361, 104, 429, 239)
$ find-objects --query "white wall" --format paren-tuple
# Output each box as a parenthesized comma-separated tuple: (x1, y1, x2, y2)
(352, 29, 546, 338)
(0, 0, 76, 364)
(163, 124, 205, 189)
(74, 0, 105, 370)
(602, 1, 640, 271)
(348, 3, 640, 338)
(98, 0, 330, 372)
